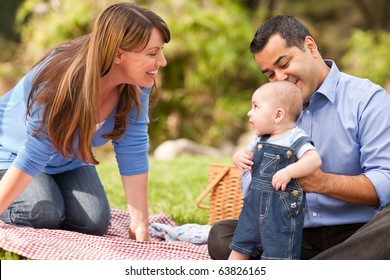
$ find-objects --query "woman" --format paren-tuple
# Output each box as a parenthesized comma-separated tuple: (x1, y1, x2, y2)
(0, 2, 170, 241)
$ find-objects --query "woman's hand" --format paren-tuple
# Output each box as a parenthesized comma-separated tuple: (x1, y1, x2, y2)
(129, 220, 150, 241)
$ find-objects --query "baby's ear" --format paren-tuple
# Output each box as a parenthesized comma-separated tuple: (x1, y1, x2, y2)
(274, 107, 285, 123)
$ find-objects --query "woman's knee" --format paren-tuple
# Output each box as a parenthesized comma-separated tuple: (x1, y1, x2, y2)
(84, 206, 111, 235)
(63, 205, 111, 236)
(3, 172, 65, 229)
(53, 165, 111, 235)
(10, 200, 65, 229)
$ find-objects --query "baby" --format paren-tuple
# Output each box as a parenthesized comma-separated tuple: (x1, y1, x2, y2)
(229, 81, 322, 260)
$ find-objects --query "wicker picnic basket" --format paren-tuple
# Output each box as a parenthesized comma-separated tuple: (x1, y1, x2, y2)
(195, 163, 243, 225)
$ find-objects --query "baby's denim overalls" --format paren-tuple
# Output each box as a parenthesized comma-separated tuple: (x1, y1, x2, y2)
(230, 135, 312, 259)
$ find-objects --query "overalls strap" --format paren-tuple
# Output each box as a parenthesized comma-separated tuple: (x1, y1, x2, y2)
(290, 136, 314, 152)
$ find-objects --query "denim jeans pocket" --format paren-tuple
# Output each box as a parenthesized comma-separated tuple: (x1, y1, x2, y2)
(258, 152, 280, 178)
(280, 189, 305, 220)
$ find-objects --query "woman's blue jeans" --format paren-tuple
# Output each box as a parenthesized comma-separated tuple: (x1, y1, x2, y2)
(0, 166, 111, 236)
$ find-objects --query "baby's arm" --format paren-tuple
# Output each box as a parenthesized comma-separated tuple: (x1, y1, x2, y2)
(272, 149, 322, 191)
(233, 149, 254, 172)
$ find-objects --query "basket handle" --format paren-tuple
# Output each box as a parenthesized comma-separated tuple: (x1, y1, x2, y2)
(195, 166, 230, 209)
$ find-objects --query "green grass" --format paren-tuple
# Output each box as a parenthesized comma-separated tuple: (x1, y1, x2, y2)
(100, 154, 232, 224)
(0, 154, 232, 259)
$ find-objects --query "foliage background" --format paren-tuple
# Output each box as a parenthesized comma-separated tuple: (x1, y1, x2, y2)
(1, 0, 390, 151)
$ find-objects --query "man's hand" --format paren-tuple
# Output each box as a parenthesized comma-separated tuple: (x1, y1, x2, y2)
(297, 168, 326, 193)
(233, 149, 254, 172)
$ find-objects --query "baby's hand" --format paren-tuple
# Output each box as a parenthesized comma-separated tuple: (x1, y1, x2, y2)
(233, 149, 254, 172)
(272, 168, 292, 191)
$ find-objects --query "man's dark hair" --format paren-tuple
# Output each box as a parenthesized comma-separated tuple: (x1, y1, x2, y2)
(250, 15, 312, 54)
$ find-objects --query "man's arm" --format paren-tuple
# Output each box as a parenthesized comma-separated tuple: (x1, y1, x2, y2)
(298, 171, 379, 206)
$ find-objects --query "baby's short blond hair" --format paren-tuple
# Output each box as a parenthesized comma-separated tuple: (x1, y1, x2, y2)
(256, 81, 303, 121)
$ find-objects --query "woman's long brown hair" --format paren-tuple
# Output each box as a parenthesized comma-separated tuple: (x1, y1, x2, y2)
(26, 3, 170, 164)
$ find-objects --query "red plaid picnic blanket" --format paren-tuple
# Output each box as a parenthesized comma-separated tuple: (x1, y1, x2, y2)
(0, 209, 211, 260)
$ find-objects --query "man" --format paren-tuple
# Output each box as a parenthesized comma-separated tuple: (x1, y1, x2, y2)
(208, 15, 390, 260)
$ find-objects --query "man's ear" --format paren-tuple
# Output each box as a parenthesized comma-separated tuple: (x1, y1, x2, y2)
(305, 36, 320, 58)
(274, 108, 285, 123)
